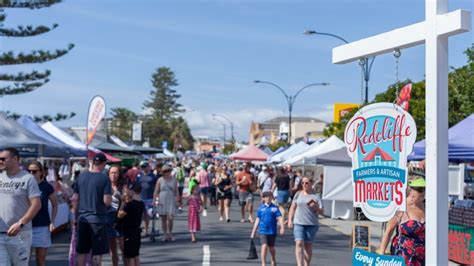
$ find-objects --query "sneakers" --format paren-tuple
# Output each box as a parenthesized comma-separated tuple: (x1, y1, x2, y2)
(219, 217, 224, 222)
(178, 206, 183, 212)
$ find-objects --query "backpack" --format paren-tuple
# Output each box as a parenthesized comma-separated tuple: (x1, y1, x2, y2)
(175, 167, 185, 182)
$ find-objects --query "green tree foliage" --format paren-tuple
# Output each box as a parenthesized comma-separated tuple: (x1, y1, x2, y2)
(143, 67, 193, 149)
(0, 0, 74, 119)
(323, 44, 474, 141)
(169, 117, 194, 151)
(267, 140, 288, 152)
(5, 111, 75, 122)
(110, 108, 137, 142)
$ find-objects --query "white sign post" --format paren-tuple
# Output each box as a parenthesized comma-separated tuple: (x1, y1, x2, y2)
(332, 1, 471, 264)
(132, 122, 142, 142)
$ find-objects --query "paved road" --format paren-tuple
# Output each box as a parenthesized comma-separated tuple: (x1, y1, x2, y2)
(39, 198, 352, 265)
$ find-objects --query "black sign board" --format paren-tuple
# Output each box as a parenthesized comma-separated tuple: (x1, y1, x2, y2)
(352, 224, 370, 251)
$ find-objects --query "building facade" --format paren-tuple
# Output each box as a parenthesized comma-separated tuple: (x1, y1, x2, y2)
(249, 116, 327, 145)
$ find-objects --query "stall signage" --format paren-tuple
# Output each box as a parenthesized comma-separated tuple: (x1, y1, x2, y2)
(86, 95, 106, 145)
(344, 103, 417, 222)
(448, 229, 474, 264)
(352, 248, 405, 266)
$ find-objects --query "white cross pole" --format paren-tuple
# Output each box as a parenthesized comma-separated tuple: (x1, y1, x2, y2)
(332, 1, 471, 265)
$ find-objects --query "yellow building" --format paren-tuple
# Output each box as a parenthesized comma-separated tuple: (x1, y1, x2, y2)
(333, 103, 360, 123)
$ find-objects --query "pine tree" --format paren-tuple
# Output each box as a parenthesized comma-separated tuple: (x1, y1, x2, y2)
(143, 67, 193, 148)
(110, 107, 137, 142)
(0, 0, 75, 121)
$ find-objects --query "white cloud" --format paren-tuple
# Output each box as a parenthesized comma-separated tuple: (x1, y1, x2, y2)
(183, 108, 285, 142)
(306, 104, 334, 123)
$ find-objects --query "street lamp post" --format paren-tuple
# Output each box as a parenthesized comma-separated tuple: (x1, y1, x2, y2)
(212, 113, 234, 144)
(213, 118, 226, 150)
(254, 80, 329, 144)
(304, 30, 375, 104)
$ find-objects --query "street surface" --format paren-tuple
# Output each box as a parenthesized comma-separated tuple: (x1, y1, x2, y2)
(40, 197, 352, 266)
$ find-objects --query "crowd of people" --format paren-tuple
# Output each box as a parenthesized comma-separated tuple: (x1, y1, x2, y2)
(0, 146, 426, 266)
(0, 146, 327, 266)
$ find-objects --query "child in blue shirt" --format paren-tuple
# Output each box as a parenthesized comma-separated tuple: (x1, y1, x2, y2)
(250, 191, 285, 266)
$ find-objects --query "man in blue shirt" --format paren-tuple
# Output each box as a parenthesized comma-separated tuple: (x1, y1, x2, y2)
(250, 191, 285, 266)
(73, 153, 112, 266)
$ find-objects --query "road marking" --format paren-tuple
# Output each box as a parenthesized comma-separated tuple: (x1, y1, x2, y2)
(203, 209, 207, 217)
(202, 245, 210, 266)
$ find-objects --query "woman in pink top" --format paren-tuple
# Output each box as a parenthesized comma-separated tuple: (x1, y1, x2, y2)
(197, 166, 210, 209)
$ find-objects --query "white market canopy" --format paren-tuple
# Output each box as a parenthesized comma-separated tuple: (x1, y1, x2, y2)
(268, 141, 308, 163)
(283, 135, 345, 166)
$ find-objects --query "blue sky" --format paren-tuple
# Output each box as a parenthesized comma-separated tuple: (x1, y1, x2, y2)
(1, 0, 472, 142)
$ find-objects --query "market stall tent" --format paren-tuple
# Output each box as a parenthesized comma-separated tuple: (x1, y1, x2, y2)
(283, 135, 345, 166)
(41, 122, 121, 162)
(16, 115, 86, 157)
(229, 145, 269, 161)
(269, 141, 308, 163)
(409, 114, 474, 161)
(0, 113, 70, 157)
(318, 147, 353, 220)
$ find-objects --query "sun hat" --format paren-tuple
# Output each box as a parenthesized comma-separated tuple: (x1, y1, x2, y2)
(161, 164, 172, 172)
(408, 178, 426, 187)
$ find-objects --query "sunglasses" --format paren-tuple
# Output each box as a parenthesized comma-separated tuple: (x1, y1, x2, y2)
(411, 187, 425, 193)
(0, 157, 6, 162)
(302, 181, 311, 185)
(28, 169, 39, 174)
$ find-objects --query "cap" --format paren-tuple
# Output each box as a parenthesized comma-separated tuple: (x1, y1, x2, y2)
(262, 191, 273, 198)
(128, 181, 142, 193)
(262, 166, 268, 170)
(93, 153, 107, 164)
(161, 164, 172, 172)
(408, 178, 426, 187)
(140, 161, 149, 168)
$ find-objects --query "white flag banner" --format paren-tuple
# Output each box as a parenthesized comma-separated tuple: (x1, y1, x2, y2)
(86, 95, 106, 145)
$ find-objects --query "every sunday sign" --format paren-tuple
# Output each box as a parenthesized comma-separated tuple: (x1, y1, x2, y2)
(344, 103, 417, 222)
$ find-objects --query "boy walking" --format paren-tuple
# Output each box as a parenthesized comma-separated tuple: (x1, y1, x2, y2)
(118, 182, 144, 266)
(250, 191, 285, 266)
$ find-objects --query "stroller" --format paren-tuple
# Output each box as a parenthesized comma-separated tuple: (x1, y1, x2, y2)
(145, 199, 161, 242)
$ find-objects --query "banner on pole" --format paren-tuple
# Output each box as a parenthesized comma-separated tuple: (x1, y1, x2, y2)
(132, 122, 142, 141)
(344, 103, 417, 222)
(86, 96, 106, 145)
(396, 83, 412, 112)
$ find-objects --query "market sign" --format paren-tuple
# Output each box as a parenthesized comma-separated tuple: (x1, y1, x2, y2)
(352, 248, 405, 266)
(86, 95, 106, 145)
(344, 103, 417, 222)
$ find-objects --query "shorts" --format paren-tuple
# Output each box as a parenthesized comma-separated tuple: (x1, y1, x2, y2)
(143, 199, 154, 217)
(200, 187, 209, 195)
(0, 230, 32, 266)
(76, 222, 109, 256)
(31, 226, 52, 248)
(276, 190, 290, 205)
(123, 229, 141, 258)
(107, 212, 121, 238)
(293, 224, 319, 243)
(217, 191, 232, 200)
(239, 191, 254, 204)
(260, 234, 276, 247)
